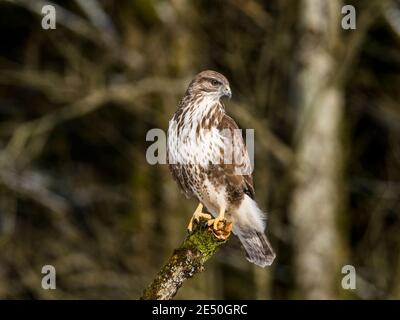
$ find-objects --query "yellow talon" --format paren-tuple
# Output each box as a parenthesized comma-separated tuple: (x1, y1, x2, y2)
(207, 206, 232, 240)
(187, 203, 212, 232)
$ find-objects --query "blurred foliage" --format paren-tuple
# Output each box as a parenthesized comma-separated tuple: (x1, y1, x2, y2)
(0, 0, 399, 299)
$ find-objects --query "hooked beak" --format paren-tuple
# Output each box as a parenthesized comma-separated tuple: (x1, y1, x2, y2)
(222, 85, 232, 99)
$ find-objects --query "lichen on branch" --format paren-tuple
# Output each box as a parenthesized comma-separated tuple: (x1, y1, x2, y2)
(140, 219, 229, 300)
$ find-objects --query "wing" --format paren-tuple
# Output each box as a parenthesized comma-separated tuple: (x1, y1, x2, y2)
(167, 164, 194, 199)
(217, 113, 255, 199)
(167, 146, 194, 199)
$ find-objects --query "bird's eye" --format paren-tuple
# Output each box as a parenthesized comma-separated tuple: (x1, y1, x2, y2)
(210, 79, 221, 86)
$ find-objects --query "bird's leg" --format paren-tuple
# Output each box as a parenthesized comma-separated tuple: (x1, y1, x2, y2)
(210, 205, 225, 230)
(207, 205, 233, 240)
(187, 203, 212, 232)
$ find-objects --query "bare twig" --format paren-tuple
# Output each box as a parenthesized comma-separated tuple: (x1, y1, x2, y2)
(383, 0, 400, 37)
(230, 102, 294, 165)
(0, 78, 184, 164)
(74, 0, 119, 46)
(0, 169, 69, 214)
(2, 0, 99, 42)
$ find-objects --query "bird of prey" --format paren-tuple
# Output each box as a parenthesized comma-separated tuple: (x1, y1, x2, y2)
(167, 70, 275, 267)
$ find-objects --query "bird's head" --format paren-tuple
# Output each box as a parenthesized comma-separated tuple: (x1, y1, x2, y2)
(187, 70, 231, 99)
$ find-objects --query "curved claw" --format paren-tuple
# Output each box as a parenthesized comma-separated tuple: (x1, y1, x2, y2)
(187, 212, 212, 232)
(207, 218, 233, 240)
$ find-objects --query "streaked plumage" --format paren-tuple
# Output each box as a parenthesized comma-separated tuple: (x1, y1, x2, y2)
(167, 70, 275, 267)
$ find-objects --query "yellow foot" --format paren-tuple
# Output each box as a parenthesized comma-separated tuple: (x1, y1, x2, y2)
(207, 217, 233, 241)
(187, 203, 212, 232)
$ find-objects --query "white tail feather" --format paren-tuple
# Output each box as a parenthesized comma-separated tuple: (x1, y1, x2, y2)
(233, 195, 266, 232)
(233, 195, 275, 267)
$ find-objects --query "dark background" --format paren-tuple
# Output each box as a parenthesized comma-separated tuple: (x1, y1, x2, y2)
(0, 0, 399, 299)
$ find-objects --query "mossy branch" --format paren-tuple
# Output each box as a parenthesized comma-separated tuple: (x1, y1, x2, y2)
(140, 220, 229, 300)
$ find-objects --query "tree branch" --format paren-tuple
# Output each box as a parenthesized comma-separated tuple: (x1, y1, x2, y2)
(140, 220, 228, 300)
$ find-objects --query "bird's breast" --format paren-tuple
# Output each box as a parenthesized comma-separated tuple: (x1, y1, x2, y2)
(168, 102, 225, 168)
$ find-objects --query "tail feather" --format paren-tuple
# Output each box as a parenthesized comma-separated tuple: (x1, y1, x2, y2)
(236, 228, 276, 267)
(233, 195, 275, 267)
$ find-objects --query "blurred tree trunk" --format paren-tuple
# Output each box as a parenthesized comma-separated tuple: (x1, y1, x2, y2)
(289, 0, 344, 299)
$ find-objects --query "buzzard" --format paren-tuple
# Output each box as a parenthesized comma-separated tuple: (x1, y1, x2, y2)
(167, 70, 275, 267)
